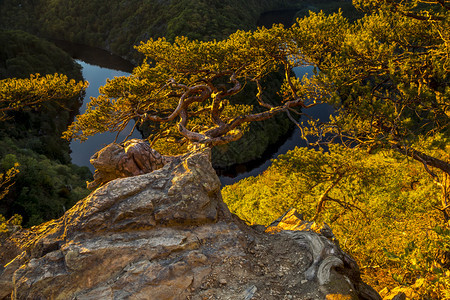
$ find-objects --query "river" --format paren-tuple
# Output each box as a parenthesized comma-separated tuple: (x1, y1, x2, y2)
(53, 41, 140, 172)
(218, 66, 334, 185)
(217, 8, 335, 184)
(69, 60, 141, 172)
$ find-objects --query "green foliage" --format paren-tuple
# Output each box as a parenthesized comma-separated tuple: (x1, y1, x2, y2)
(222, 145, 440, 224)
(0, 214, 22, 240)
(0, 140, 92, 227)
(0, 3, 446, 296)
(0, 162, 19, 200)
(0, 31, 92, 227)
(210, 67, 291, 166)
(381, 223, 450, 298)
(291, 6, 449, 154)
(0, 73, 88, 162)
(0, 73, 87, 117)
(0, 0, 301, 59)
(0, 0, 362, 60)
(62, 1, 449, 171)
(0, 163, 21, 237)
(0, 30, 87, 163)
(63, 25, 307, 154)
(222, 145, 445, 296)
(0, 29, 83, 80)
(294, 0, 364, 22)
(211, 114, 291, 167)
(0, 1, 364, 166)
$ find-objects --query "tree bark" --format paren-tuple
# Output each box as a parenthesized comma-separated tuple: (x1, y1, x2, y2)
(312, 173, 343, 221)
(392, 143, 450, 177)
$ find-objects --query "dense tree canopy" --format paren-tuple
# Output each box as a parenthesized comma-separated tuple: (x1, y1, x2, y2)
(0, 30, 89, 166)
(0, 73, 87, 122)
(289, 0, 450, 215)
(222, 145, 447, 297)
(292, 1, 449, 173)
(0, 29, 83, 80)
(0, 0, 304, 59)
(0, 0, 448, 295)
(65, 0, 449, 180)
(0, 74, 90, 227)
(63, 25, 315, 150)
(221, 2, 450, 295)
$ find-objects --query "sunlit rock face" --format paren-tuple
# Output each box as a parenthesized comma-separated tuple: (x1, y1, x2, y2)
(87, 139, 177, 190)
(0, 150, 380, 300)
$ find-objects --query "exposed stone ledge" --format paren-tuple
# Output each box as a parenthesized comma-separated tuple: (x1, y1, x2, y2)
(0, 150, 381, 300)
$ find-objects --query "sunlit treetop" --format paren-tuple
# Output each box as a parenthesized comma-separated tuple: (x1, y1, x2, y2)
(63, 25, 325, 150)
(64, 2, 449, 176)
(353, 0, 450, 20)
(0, 73, 88, 121)
(289, 2, 449, 176)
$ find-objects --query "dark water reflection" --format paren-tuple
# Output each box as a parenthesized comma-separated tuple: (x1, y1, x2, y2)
(51, 40, 140, 172)
(69, 58, 333, 182)
(51, 40, 135, 73)
(69, 61, 140, 172)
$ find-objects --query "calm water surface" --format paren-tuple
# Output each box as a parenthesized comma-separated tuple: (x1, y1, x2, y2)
(69, 61, 140, 172)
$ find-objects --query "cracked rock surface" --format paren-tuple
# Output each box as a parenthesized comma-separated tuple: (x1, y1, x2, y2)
(0, 150, 380, 300)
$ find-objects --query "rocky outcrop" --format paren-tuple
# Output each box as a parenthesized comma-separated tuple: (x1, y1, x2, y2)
(87, 139, 176, 189)
(0, 149, 381, 300)
(266, 209, 380, 299)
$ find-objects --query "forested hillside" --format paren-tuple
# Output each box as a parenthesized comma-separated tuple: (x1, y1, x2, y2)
(0, 1, 317, 227)
(0, 30, 91, 227)
(222, 145, 447, 296)
(0, 0, 301, 59)
(0, 0, 361, 168)
(0, 0, 321, 169)
(0, 30, 83, 80)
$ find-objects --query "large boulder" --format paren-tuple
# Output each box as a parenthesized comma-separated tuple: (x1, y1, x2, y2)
(0, 149, 381, 300)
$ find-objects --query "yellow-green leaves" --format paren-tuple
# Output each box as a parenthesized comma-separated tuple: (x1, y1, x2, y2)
(64, 1, 448, 170)
(222, 144, 444, 295)
(0, 162, 19, 200)
(136, 25, 290, 81)
(0, 73, 87, 121)
(65, 25, 312, 150)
